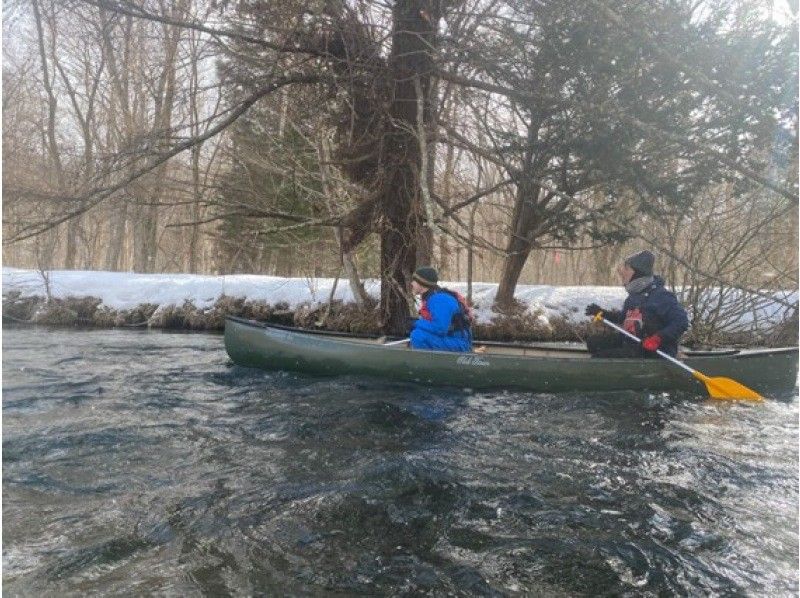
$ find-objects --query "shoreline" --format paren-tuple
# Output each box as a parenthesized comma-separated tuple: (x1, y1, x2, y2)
(1, 292, 584, 343)
(4, 292, 795, 347)
(2, 268, 795, 347)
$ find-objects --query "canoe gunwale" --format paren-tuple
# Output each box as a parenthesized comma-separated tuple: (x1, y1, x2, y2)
(224, 316, 798, 358)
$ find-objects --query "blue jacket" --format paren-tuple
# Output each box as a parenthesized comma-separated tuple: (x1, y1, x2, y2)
(605, 276, 689, 356)
(410, 289, 472, 352)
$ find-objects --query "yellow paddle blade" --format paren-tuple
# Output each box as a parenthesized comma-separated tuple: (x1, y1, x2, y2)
(693, 371, 763, 401)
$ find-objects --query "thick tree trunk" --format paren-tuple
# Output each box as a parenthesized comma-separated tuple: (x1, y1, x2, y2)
(379, 0, 438, 334)
(416, 228, 434, 267)
(495, 184, 537, 309)
(496, 249, 530, 309)
(497, 196, 529, 310)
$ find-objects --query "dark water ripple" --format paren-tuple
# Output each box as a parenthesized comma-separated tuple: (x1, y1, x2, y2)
(2, 327, 797, 596)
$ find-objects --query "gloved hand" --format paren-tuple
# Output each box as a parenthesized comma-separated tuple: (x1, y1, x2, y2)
(642, 334, 662, 352)
(585, 303, 603, 317)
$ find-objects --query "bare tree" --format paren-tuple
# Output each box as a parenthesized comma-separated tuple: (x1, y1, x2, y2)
(2, 0, 796, 339)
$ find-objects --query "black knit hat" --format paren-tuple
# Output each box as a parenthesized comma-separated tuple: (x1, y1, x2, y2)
(624, 250, 655, 277)
(413, 266, 438, 287)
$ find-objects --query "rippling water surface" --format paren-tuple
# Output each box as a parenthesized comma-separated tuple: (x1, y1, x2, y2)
(3, 327, 798, 595)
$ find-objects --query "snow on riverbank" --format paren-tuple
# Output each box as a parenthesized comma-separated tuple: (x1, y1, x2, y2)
(2, 267, 794, 331)
(2, 267, 624, 326)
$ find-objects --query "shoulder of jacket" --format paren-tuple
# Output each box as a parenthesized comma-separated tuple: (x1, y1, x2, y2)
(431, 290, 457, 305)
(652, 286, 677, 299)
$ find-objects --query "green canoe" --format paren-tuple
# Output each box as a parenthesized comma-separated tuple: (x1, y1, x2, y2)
(224, 316, 799, 395)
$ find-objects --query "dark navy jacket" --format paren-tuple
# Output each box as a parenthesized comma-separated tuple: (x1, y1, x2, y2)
(604, 276, 689, 356)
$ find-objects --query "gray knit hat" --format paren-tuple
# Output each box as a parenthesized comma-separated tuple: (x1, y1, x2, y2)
(624, 250, 655, 277)
(412, 266, 438, 287)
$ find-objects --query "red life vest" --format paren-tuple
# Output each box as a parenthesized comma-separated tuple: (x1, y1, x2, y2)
(623, 306, 643, 336)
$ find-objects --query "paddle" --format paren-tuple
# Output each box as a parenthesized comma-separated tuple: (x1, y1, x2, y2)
(384, 338, 410, 346)
(592, 312, 763, 401)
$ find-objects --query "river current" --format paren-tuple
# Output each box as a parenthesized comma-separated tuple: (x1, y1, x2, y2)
(3, 327, 798, 595)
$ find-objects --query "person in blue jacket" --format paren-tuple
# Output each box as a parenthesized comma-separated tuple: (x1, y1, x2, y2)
(409, 266, 472, 352)
(584, 250, 688, 358)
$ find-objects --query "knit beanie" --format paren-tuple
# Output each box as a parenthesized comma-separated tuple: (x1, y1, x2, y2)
(624, 250, 655, 277)
(413, 266, 438, 287)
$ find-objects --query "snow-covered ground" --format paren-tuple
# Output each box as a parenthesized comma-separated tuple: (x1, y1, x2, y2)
(2, 267, 794, 330)
(1, 267, 624, 326)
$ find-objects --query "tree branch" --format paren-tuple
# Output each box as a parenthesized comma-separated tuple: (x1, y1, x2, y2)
(4, 73, 322, 244)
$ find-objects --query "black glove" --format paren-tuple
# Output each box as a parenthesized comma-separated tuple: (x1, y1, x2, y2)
(585, 303, 604, 317)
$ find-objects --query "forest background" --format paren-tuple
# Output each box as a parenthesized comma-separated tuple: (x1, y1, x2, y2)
(2, 0, 798, 339)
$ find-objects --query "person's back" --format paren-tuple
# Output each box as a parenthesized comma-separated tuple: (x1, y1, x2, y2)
(409, 267, 472, 353)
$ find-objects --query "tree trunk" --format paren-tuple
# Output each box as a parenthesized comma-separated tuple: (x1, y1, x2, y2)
(495, 183, 538, 309)
(467, 203, 478, 303)
(275, 248, 293, 277)
(438, 127, 457, 278)
(131, 4, 183, 273)
(64, 220, 79, 269)
(189, 142, 202, 273)
(496, 250, 529, 309)
(379, 0, 439, 334)
(134, 200, 159, 272)
(31, 0, 68, 269)
(105, 201, 128, 270)
(187, 27, 203, 273)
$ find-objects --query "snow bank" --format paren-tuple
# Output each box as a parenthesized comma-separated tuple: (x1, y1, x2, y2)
(2, 267, 625, 326)
(2, 267, 793, 330)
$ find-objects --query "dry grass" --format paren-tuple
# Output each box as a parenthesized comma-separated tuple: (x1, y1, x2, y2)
(3, 291, 41, 323)
(293, 300, 381, 335)
(474, 308, 554, 342)
(32, 302, 78, 326)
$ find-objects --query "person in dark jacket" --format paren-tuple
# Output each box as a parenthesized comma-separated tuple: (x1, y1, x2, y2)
(409, 266, 472, 352)
(584, 250, 688, 357)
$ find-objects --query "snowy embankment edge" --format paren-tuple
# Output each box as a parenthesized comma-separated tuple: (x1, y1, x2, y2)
(1, 267, 623, 326)
(2, 268, 795, 339)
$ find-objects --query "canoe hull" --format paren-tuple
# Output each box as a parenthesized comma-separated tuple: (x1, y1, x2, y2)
(224, 317, 798, 395)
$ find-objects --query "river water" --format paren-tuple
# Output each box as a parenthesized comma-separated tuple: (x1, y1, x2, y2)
(2, 327, 798, 596)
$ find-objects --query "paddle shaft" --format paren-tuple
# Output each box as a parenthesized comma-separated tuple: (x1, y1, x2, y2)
(596, 315, 695, 376)
(384, 338, 410, 346)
